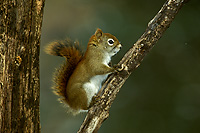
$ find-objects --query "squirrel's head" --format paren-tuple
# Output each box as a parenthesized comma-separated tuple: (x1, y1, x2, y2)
(88, 28, 122, 56)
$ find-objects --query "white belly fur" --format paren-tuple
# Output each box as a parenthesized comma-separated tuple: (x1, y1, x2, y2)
(83, 74, 108, 106)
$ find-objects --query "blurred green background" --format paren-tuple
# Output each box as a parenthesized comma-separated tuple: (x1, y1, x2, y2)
(40, 0, 200, 132)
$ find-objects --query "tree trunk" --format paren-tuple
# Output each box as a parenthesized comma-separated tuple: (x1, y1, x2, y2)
(0, 0, 45, 132)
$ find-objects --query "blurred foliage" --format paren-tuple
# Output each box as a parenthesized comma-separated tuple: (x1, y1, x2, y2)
(40, 0, 200, 132)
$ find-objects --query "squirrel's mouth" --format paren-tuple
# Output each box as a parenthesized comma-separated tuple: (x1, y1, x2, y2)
(111, 44, 121, 55)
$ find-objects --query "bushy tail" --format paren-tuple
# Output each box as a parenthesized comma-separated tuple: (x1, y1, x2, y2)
(45, 39, 84, 104)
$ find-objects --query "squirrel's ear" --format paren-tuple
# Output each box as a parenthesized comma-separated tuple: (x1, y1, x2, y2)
(95, 28, 103, 41)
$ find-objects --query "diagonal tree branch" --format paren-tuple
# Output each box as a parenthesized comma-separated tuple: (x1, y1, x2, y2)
(78, 0, 190, 132)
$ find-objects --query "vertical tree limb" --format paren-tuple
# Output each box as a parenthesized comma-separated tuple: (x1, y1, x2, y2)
(78, 0, 190, 132)
(0, 0, 45, 132)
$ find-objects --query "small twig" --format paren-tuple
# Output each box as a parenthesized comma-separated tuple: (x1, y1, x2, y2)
(78, 0, 190, 132)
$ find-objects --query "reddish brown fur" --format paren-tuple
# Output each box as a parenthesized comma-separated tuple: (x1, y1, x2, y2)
(45, 29, 121, 114)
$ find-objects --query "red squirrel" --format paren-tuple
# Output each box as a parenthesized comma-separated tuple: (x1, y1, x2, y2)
(45, 28, 122, 115)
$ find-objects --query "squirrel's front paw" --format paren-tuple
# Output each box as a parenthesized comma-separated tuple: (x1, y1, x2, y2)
(113, 64, 124, 72)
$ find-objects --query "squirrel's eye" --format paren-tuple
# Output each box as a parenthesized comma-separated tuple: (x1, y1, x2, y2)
(107, 38, 114, 46)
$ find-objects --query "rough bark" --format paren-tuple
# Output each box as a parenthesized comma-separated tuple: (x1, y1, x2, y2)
(0, 0, 45, 132)
(78, 0, 190, 132)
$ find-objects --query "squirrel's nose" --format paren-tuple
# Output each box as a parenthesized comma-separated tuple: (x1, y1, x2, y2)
(118, 43, 122, 49)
